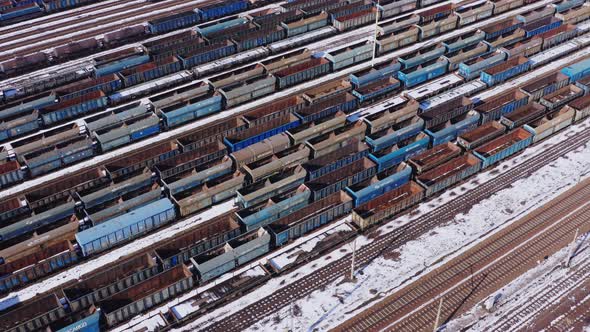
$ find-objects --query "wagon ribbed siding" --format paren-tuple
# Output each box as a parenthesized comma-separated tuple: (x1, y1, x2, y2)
(480, 56, 531, 86)
(349, 59, 401, 88)
(238, 166, 307, 208)
(333, 8, 377, 31)
(39, 90, 108, 125)
(459, 49, 506, 80)
(298, 80, 357, 122)
(416, 153, 482, 196)
(230, 133, 291, 168)
(481, 18, 523, 40)
(346, 162, 412, 206)
(54, 74, 122, 100)
(0, 52, 48, 76)
(500, 37, 543, 58)
(219, 75, 277, 108)
(155, 141, 226, 181)
(520, 72, 570, 101)
(119, 56, 183, 87)
(537, 24, 578, 50)
(103, 24, 148, 47)
(0, 202, 76, 244)
(83, 187, 162, 226)
(281, 12, 329, 36)
(175, 174, 244, 217)
(442, 30, 486, 53)
(0, 91, 56, 123)
(398, 59, 449, 88)
(377, 0, 416, 19)
(539, 84, 584, 110)
(94, 113, 161, 152)
(104, 141, 180, 178)
(424, 111, 480, 146)
(192, 228, 269, 281)
(22, 136, 94, 177)
(306, 157, 377, 201)
(517, 6, 556, 24)
(103, 264, 194, 326)
(261, 49, 313, 73)
(303, 138, 370, 181)
(352, 181, 424, 230)
(75, 198, 176, 256)
(399, 44, 446, 69)
(364, 98, 419, 134)
(0, 294, 67, 332)
(232, 25, 286, 51)
(0, 158, 24, 188)
(473, 128, 533, 168)
(0, 196, 27, 224)
(522, 17, 562, 39)
(486, 27, 525, 49)
(196, 0, 249, 21)
(408, 142, 461, 174)
(567, 94, 590, 121)
(524, 107, 575, 142)
(444, 42, 489, 71)
(224, 115, 300, 152)
(455, 0, 494, 26)
(500, 102, 547, 129)
(457, 121, 506, 149)
(93, 48, 150, 78)
(307, 121, 367, 158)
(475, 89, 529, 123)
(416, 14, 457, 40)
(269, 191, 353, 246)
(0, 236, 77, 293)
(154, 212, 240, 269)
(366, 117, 424, 152)
(156, 91, 223, 130)
(147, 11, 200, 34)
(237, 186, 311, 232)
(163, 158, 233, 196)
(11, 124, 81, 158)
(248, 8, 304, 27)
(177, 41, 237, 69)
(242, 146, 310, 184)
(353, 77, 401, 103)
(275, 58, 331, 89)
(377, 13, 420, 35)
(556, 4, 590, 24)
(369, 132, 430, 172)
(420, 96, 473, 129)
(24, 167, 110, 210)
(77, 170, 154, 211)
(377, 26, 420, 54)
(62, 254, 159, 312)
(325, 41, 374, 71)
(553, 0, 585, 13)
(51, 38, 101, 60)
(288, 112, 347, 145)
(490, 0, 524, 15)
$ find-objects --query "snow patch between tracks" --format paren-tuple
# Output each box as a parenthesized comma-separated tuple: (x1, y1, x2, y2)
(181, 120, 590, 332)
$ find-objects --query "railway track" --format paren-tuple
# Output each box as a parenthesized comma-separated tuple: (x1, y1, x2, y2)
(337, 179, 590, 332)
(187, 121, 590, 332)
(0, 0, 141, 36)
(489, 256, 590, 332)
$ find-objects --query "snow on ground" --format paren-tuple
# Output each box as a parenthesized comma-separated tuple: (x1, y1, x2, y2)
(173, 120, 590, 332)
(447, 233, 590, 331)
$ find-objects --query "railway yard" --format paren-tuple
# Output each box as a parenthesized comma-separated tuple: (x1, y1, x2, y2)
(2, 0, 590, 331)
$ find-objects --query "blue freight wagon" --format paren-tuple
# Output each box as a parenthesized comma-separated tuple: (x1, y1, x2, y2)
(56, 311, 101, 332)
(224, 118, 301, 152)
(481, 18, 522, 40)
(443, 31, 486, 53)
(0, 111, 40, 142)
(346, 163, 412, 207)
(0, 3, 41, 21)
(353, 78, 401, 103)
(480, 56, 531, 86)
(0, 92, 56, 122)
(177, 41, 237, 69)
(195, 17, 249, 37)
(369, 134, 431, 172)
(76, 198, 176, 256)
(24, 137, 95, 177)
(522, 17, 562, 38)
(473, 128, 533, 168)
(164, 159, 233, 196)
(554, 0, 585, 13)
(94, 54, 150, 77)
(268, 191, 353, 246)
(196, 0, 249, 21)
(0, 159, 24, 188)
(39, 90, 108, 125)
(562, 57, 590, 82)
(232, 26, 286, 51)
(158, 93, 223, 129)
(303, 140, 370, 180)
(237, 189, 311, 232)
(349, 60, 401, 88)
(365, 118, 425, 153)
(95, 114, 161, 152)
(398, 60, 448, 88)
(79, 171, 153, 210)
(425, 113, 480, 146)
(475, 89, 529, 123)
(325, 41, 373, 71)
(147, 11, 200, 34)
(0, 202, 75, 243)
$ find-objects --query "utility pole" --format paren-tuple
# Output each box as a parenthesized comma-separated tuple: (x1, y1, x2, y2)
(371, 0, 380, 67)
(290, 301, 294, 332)
(350, 239, 357, 281)
(433, 297, 444, 332)
(566, 228, 580, 268)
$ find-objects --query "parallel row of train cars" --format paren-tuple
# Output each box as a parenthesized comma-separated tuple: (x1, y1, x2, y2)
(3, 26, 590, 332)
(2, 0, 590, 331)
(1, 0, 589, 188)
(0, 0, 105, 24)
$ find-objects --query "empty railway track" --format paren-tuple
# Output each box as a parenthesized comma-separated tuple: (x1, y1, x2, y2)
(337, 178, 590, 332)
(188, 122, 590, 332)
